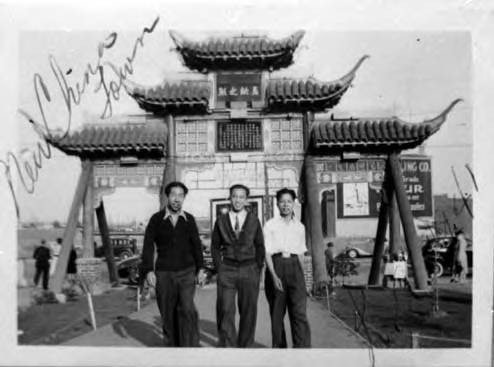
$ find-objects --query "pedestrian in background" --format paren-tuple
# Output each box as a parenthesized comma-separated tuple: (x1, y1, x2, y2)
(67, 244, 78, 289)
(49, 238, 62, 276)
(325, 242, 335, 285)
(382, 253, 394, 288)
(452, 229, 468, 283)
(33, 239, 51, 290)
(393, 252, 408, 288)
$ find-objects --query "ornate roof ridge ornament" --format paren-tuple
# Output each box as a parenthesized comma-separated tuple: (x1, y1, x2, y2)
(311, 99, 463, 150)
(266, 55, 369, 112)
(168, 30, 305, 72)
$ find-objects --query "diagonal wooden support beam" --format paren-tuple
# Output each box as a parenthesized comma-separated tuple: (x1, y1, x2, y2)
(161, 114, 175, 210)
(389, 193, 401, 257)
(51, 161, 92, 294)
(388, 152, 429, 290)
(304, 155, 328, 290)
(95, 200, 119, 285)
(368, 163, 393, 285)
(82, 163, 95, 258)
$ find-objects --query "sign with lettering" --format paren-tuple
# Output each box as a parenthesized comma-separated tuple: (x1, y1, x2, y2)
(94, 164, 163, 189)
(217, 121, 263, 151)
(216, 72, 262, 102)
(401, 157, 432, 217)
(76, 258, 103, 294)
(322, 156, 433, 218)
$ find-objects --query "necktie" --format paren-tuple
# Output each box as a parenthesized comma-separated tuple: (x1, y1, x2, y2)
(234, 215, 240, 238)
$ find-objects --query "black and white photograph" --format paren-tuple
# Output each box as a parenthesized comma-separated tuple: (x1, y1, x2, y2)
(0, 1, 493, 366)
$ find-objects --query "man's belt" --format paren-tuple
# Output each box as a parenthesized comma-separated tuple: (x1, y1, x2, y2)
(222, 258, 257, 267)
(272, 252, 298, 259)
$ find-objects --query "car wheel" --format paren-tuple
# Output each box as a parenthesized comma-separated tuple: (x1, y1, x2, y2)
(119, 251, 132, 260)
(128, 266, 138, 285)
(347, 249, 358, 259)
(433, 262, 444, 278)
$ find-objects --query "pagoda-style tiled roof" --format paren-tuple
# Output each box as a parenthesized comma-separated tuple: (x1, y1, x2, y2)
(48, 123, 167, 158)
(126, 80, 211, 115)
(267, 55, 369, 112)
(169, 30, 305, 72)
(311, 99, 462, 152)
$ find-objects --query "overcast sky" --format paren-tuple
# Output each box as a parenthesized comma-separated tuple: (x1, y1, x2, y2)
(12, 14, 472, 223)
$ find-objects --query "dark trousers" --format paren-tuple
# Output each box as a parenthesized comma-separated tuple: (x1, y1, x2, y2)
(34, 264, 50, 290)
(264, 273, 287, 348)
(265, 255, 311, 348)
(155, 267, 199, 347)
(216, 263, 260, 347)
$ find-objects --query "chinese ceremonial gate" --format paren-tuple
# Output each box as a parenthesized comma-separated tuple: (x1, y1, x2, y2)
(48, 29, 461, 294)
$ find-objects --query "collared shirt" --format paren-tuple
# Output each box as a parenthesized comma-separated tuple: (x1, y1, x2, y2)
(263, 216, 307, 255)
(141, 209, 204, 275)
(163, 208, 187, 227)
(229, 209, 247, 232)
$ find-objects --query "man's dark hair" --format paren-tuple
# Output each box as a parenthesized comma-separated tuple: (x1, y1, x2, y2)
(56, 237, 62, 244)
(327, 242, 334, 248)
(164, 181, 189, 196)
(229, 184, 250, 197)
(276, 188, 296, 202)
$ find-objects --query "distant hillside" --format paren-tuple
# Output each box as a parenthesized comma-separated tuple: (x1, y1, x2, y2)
(434, 194, 473, 238)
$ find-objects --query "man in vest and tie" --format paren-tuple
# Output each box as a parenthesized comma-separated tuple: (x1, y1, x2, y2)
(211, 184, 265, 347)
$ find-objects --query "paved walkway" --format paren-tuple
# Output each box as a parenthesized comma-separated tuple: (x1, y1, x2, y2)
(64, 285, 367, 348)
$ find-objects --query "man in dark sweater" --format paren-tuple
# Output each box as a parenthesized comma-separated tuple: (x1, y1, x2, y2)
(33, 239, 51, 290)
(212, 184, 265, 347)
(140, 181, 206, 347)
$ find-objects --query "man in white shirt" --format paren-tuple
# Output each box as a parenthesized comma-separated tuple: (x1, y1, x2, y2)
(264, 188, 311, 348)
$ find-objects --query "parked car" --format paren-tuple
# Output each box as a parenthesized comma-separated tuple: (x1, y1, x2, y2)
(94, 236, 138, 259)
(112, 237, 138, 259)
(344, 238, 374, 258)
(421, 236, 473, 278)
(117, 256, 141, 284)
(200, 233, 215, 273)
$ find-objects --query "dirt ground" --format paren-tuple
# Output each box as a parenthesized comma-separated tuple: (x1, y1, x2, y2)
(325, 257, 472, 348)
(18, 286, 144, 345)
(327, 286, 471, 348)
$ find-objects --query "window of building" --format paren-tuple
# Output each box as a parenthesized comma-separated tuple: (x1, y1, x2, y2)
(270, 119, 303, 152)
(176, 121, 208, 154)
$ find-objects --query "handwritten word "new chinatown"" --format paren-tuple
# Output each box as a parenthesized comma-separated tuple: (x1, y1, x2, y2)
(0, 16, 160, 218)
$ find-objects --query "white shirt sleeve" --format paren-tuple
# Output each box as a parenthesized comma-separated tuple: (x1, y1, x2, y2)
(263, 220, 275, 254)
(296, 223, 308, 255)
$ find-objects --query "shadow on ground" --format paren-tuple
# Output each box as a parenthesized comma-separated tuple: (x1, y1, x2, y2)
(111, 315, 266, 347)
(112, 316, 163, 347)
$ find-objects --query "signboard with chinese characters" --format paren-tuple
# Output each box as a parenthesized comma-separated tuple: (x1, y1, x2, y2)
(317, 156, 433, 218)
(217, 121, 263, 151)
(94, 164, 163, 189)
(216, 72, 262, 102)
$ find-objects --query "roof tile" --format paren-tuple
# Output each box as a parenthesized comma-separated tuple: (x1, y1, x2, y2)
(49, 123, 167, 158)
(311, 100, 462, 150)
(169, 30, 305, 71)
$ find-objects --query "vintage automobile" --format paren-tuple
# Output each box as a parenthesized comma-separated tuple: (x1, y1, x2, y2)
(421, 235, 473, 278)
(95, 235, 139, 259)
(117, 255, 141, 285)
(344, 238, 374, 258)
